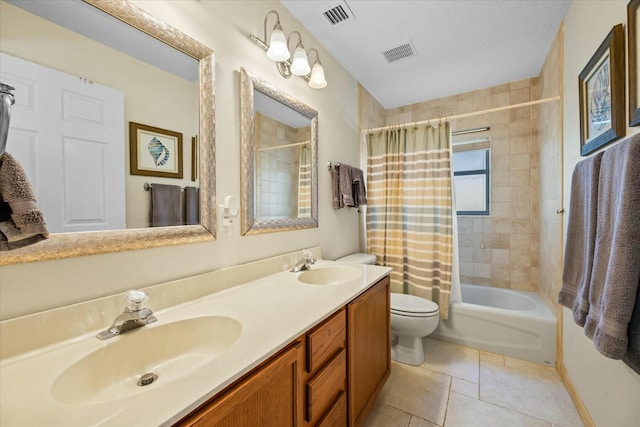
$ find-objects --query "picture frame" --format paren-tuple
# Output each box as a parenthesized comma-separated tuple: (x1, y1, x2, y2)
(130, 122, 183, 178)
(630, 0, 640, 126)
(578, 24, 625, 156)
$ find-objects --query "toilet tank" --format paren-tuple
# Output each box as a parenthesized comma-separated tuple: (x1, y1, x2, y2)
(335, 253, 376, 265)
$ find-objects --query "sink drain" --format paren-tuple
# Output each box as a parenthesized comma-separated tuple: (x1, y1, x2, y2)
(137, 373, 158, 386)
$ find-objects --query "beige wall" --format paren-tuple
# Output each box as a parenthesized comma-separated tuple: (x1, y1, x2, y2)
(0, 0, 361, 320)
(562, 1, 640, 426)
(384, 80, 541, 292)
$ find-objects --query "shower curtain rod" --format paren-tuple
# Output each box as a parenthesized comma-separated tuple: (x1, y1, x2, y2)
(256, 140, 310, 152)
(360, 96, 560, 134)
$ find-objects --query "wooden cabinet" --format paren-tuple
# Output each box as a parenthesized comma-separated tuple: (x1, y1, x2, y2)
(302, 309, 347, 426)
(174, 276, 390, 427)
(176, 342, 303, 427)
(347, 276, 391, 427)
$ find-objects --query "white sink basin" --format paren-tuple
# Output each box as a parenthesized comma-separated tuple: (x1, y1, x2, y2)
(297, 265, 363, 285)
(51, 316, 242, 405)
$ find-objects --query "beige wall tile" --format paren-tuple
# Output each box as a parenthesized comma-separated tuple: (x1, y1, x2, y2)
(491, 249, 510, 265)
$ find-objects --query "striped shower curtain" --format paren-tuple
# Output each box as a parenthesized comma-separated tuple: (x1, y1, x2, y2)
(366, 123, 454, 319)
(297, 145, 311, 217)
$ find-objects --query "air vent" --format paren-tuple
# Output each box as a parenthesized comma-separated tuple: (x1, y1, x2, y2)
(323, 2, 355, 25)
(382, 41, 417, 63)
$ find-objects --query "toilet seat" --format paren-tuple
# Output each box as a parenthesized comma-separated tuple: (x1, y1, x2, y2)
(391, 293, 439, 317)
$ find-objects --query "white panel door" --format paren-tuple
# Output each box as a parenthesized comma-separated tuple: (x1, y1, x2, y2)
(0, 53, 125, 232)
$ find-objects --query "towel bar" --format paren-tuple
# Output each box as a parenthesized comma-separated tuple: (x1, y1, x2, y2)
(144, 182, 194, 191)
(327, 161, 341, 170)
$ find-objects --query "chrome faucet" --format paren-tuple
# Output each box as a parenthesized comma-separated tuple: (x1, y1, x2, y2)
(291, 249, 317, 272)
(96, 290, 157, 340)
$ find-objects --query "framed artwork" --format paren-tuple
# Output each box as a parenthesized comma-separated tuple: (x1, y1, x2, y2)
(578, 24, 625, 156)
(630, 0, 640, 126)
(130, 122, 183, 178)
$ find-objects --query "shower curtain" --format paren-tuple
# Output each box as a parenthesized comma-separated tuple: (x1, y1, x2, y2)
(297, 145, 311, 217)
(366, 123, 454, 318)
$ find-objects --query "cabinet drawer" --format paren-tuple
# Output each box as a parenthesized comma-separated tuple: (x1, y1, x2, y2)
(306, 348, 346, 423)
(306, 308, 346, 373)
(315, 391, 347, 427)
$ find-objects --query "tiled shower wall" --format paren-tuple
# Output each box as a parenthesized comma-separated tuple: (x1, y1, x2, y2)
(254, 113, 301, 219)
(384, 80, 540, 291)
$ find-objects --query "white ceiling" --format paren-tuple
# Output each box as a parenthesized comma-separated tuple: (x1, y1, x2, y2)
(280, 0, 571, 109)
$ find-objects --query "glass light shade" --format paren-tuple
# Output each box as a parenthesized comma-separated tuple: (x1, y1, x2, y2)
(290, 46, 311, 76)
(266, 28, 290, 61)
(309, 62, 327, 89)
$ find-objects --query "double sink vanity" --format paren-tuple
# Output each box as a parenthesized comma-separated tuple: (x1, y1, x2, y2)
(0, 257, 392, 426)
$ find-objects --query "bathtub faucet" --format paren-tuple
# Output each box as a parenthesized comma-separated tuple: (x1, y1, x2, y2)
(96, 290, 157, 340)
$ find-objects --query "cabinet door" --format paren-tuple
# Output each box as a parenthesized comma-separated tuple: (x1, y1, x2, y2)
(347, 276, 391, 427)
(177, 342, 302, 427)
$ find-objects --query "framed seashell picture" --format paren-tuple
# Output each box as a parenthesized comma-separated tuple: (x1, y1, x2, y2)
(130, 122, 183, 178)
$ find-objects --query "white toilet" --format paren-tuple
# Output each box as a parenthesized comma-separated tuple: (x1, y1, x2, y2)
(390, 293, 439, 366)
(336, 253, 440, 366)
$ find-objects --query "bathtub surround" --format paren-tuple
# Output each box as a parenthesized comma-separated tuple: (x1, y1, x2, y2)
(559, 152, 603, 325)
(384, 80, 541, 293)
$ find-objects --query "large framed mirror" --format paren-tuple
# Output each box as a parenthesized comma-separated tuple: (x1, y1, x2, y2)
(240, 68, 318, 235)
(0, 0, 215, 265)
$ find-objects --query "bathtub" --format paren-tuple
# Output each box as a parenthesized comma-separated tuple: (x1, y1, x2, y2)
(433, 284, 556, 366)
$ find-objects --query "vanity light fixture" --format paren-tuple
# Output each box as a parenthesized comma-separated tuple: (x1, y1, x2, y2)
(249, 10, 327, 89)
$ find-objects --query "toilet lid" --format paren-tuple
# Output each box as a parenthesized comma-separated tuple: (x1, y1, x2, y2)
(336, 253, 377, 264)
(391, 293, 439, 315)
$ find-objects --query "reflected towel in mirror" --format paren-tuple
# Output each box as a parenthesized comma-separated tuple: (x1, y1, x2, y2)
(184, 186, 199, 225)
(151, 184, 181, 227)
(0, 152, 49, 250)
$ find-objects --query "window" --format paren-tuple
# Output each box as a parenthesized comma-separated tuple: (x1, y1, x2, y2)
(452, 147, 490, 215)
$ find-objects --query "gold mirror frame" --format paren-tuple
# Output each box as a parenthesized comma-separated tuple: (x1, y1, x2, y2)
(240, 68, 318, 235)
(0, 0, 216, 265)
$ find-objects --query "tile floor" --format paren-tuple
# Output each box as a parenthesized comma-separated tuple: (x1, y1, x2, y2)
(364, 338, 583, 427)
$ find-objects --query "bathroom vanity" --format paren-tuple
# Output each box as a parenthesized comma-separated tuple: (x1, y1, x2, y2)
(0, 259, 391, 426)
(176, 276, 390, 426)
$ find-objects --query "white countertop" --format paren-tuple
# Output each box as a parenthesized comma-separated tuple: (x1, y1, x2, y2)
(0, 260, 391, 426)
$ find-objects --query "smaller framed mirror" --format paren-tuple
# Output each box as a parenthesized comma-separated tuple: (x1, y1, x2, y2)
(240, 68, 318, 235)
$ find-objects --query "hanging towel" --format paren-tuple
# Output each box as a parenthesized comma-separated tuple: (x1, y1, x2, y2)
(339, 164, 356, 207)
(331, 164, 367, 209)
(184, 186, 199, 225)
(623, 279, 640, 374)
(0, 152, 49, 251)
(332, 166, 342, 209)
(150, 184, 181, 227)
(583, 134, 640, 359)
(349, 166, 367, 206)
(558, 152, 603, 325)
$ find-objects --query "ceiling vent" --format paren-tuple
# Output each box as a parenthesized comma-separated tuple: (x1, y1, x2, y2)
(323, 1, 355, 25)
(382, 41, 417, 63)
